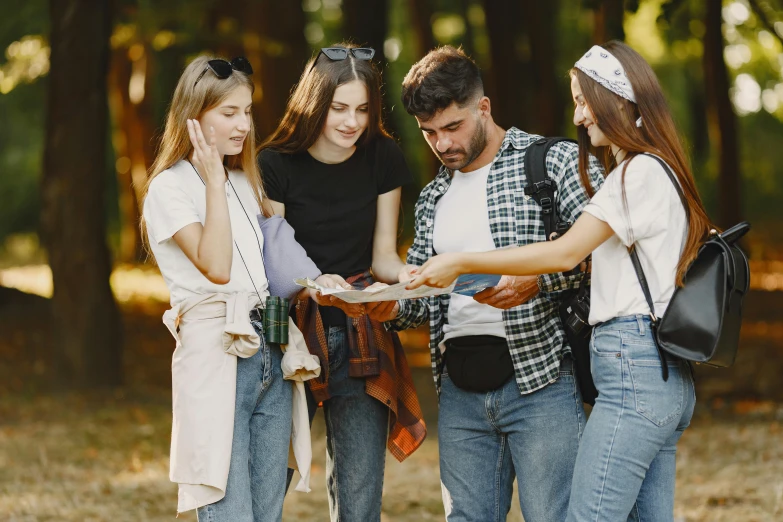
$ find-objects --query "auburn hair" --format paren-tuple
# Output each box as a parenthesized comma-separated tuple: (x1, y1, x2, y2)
(571, 41, 714, 285)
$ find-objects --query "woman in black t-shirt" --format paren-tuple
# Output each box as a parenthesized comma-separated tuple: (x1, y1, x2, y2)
(257, 43, 425, 522)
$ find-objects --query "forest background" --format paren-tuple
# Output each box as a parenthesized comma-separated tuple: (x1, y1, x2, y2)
(1, 1, 782, 520)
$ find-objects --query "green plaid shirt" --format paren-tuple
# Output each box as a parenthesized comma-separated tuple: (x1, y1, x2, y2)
(388, 128, 604, 395)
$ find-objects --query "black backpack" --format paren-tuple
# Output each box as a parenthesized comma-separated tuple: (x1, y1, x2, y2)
(524, 137, 598, 405)
(629, 154, 751, 380)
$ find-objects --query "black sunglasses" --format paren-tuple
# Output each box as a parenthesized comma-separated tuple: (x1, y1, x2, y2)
(308, 47, 375, 73)
(194, 57, 254, 87)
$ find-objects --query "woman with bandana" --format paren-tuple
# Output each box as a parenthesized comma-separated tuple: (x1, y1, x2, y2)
(407, 41, 712, 521)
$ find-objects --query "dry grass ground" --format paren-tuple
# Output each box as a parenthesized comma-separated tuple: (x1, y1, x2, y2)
(2, 272, 783, 521)
(1, 388, 782, 521)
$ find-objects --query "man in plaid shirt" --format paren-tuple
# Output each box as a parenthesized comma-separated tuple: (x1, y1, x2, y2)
(367, 46, 603, 521)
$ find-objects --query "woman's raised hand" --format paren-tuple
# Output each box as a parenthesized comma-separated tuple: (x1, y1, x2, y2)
(187, 119, 225, 187)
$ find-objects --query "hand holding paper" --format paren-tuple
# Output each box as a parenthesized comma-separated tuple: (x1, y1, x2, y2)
(294, 272, 501, 304)
(405, 252, 466, 291)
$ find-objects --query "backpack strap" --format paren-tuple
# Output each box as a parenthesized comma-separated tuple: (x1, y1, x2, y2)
(629, 246, 670, 381)
(523, 137, 577, 240)
(627, 153, 688, 382)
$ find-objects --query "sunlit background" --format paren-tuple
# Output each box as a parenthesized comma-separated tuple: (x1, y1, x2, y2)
(1, 1, 782, 521)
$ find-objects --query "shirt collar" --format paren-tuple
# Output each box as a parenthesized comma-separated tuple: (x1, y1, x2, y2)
(431, 127, 533, 183)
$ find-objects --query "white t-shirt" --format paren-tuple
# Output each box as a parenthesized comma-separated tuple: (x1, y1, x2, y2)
(582, 154, 687, 324)
(433, 163, 506, 342)
(143, 159, 269, 306)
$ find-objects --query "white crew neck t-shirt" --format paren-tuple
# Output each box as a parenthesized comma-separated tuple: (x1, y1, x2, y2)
(143, 159, 269, 306)
(433, 162, 506, 342)
(582, 154, 687, 325)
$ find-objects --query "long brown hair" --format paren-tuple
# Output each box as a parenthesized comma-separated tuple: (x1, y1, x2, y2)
(571, 41, 713, 285)
(141, 54, 268, 243)
(259, 42, 390, 154)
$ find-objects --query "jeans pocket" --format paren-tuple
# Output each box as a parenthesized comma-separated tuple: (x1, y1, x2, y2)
(591, 329, 621, 357)
(327, 326, 346, 371)
(629, 360, 684, 427)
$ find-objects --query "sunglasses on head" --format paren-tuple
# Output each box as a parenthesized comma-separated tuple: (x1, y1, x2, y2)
(194, 57, 254, 87)
(308, 47, 375, 73)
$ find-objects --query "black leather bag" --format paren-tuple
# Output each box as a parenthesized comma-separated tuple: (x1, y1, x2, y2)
(629, 154, 751, 380)
(525, 137, 598, 405)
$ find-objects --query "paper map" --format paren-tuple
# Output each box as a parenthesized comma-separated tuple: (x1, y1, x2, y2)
(294, 274, 502, 304)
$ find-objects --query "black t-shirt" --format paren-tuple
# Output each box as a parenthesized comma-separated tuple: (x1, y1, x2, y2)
(260, 136, 412, 324)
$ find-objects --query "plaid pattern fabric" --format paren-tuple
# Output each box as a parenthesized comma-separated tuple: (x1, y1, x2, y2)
(388, 128, 604, 395)
(295, 270, 426, 462)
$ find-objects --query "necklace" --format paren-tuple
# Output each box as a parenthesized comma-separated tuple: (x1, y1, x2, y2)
(186, 159, 267, 304)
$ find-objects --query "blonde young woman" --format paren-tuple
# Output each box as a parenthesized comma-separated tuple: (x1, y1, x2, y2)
(141, 55, 340, 522)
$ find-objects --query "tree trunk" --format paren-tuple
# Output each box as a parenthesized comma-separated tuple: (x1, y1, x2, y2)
(41, 0, 122, 389)
(525, 0, 563, 136)
(483, 0, 527, 130)
(404, 0, 438, 181)
(407, 0, 435, 55)
(251, 0, 309, 142)
(109, 43, 154, 263)
(342, 0, 399, 137)
(592, 0, 625, 43)
(703, 0, 741, 228)
(687, 68, 709, 166)
(458, 0, 476, 58)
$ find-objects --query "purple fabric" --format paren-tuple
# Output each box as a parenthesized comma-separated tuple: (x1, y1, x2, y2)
(257, 214, 321, 300)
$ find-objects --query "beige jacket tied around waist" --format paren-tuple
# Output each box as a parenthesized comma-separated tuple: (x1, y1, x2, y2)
(162, 292, 320, 513)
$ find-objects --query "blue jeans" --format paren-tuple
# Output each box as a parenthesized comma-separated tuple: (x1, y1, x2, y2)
(566, 315, 696, 522)
(197, 320, 292, 522)
(304, 325, 389, 522)
(438, 355, 584, 522)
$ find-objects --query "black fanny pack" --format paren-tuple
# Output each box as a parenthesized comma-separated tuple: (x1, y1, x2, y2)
(444, 335, 514, 392)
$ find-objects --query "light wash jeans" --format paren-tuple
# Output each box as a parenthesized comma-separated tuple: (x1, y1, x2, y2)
(197, 317, 292, 522)
(299, 325, 390, 522)
(566, 315, 696, 522)
(438, 355, 584, 522)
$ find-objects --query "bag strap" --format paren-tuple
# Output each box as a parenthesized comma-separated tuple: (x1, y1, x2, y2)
(627, 153, 688, 308)
(642, 153, 690, 220)
(628, 246, 670, 380)
(626, 153, 689, 381)
(523, 137, 576, 240)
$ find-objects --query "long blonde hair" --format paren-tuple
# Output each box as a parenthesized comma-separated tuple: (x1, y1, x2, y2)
(141, 55, 268, 244)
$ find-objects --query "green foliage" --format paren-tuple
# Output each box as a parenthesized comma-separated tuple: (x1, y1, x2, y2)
(0, 0, 47, 50)
(0, 0, 781, 253)
(0, 56, 44, 239)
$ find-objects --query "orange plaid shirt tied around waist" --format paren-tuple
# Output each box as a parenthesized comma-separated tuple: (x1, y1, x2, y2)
(295, 270, 427, 462)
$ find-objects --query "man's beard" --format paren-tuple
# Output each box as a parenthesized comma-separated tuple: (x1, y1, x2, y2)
(436, 120, 488, 171)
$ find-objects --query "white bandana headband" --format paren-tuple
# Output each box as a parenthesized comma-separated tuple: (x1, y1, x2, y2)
(575, 45, 642, 127)
(574, 45, 636, 104)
